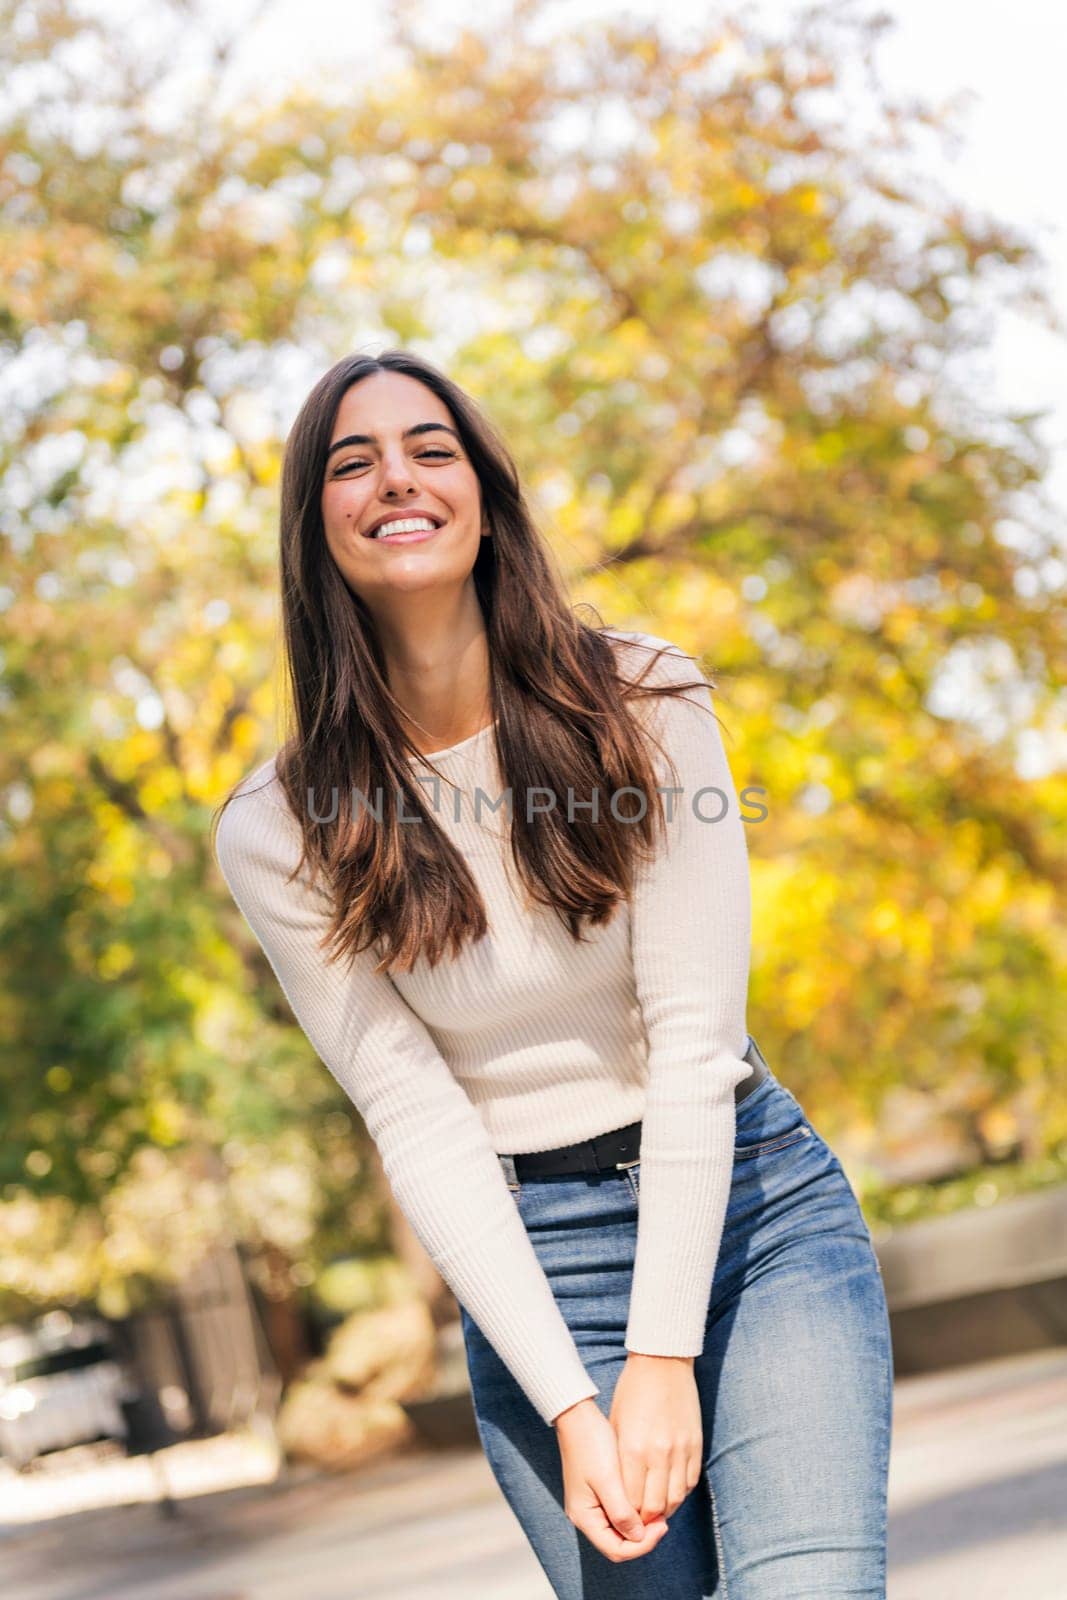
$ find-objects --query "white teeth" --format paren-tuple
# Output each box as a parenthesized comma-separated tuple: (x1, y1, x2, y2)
(370, 517, 437, 539)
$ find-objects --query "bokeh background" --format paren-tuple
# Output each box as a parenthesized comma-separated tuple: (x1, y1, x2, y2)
(1, 0, 1064, 1586)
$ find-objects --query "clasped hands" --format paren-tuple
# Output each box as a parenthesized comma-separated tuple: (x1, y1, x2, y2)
(554, 1352, 704, 1565)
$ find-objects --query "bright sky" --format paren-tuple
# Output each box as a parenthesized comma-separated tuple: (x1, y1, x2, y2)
(210, 0, 1065, 510)
(198, 0, 1066, 773)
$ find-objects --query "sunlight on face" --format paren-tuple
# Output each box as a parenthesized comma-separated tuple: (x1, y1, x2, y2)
(320, 369, 486, 603)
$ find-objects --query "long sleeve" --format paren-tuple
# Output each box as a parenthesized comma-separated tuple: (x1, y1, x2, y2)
(214, 780, 599, 1427)
(622, 638, 754, 1355)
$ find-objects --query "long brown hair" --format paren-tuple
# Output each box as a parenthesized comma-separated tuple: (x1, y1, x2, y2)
(213, 349, 721, 975)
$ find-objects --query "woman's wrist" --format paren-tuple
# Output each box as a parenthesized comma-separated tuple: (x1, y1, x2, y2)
(552, 1355, 696, 1429)
(625, 1351, 696, 1367)
(552, 1395, 601, 1431)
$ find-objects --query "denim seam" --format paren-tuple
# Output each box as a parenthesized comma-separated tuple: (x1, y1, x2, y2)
(733, 1125, 813, 1161)
(876, 1296, 894, 1592)
(706, 1469, 730, 1599)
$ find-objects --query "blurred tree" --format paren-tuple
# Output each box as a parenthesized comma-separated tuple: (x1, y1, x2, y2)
(0, 0, 1064, 1318)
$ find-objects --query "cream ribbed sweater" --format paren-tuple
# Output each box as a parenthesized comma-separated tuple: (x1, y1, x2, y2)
(213, 630, 753, 1426)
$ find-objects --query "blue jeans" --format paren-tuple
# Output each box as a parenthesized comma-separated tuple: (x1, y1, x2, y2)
(459, 1048, 894, 1598)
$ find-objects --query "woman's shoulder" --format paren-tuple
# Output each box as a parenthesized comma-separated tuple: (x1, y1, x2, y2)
(220, 752, 289, 815)
(598, 626, 702, 684)
(213, 754, 301, 876)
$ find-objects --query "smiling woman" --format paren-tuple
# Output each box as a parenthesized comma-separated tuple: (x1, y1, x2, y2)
(210, 347, 893, 1597)
(316, 366, 495, 754)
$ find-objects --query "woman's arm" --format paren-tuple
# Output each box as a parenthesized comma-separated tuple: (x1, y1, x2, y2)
(623, 634, 754, 1357)
(214, 774, 599, 1428)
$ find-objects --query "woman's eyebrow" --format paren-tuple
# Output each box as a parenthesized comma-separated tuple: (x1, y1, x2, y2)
(325, 421, 460, 460)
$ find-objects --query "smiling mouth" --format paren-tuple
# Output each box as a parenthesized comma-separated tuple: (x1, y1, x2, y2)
(363, 516, 444, 541)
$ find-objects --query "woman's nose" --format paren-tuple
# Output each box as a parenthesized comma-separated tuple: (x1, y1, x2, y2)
(379, 455, 419, 497)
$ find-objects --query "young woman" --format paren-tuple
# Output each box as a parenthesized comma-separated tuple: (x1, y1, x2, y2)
(213, 349, 893, 1598)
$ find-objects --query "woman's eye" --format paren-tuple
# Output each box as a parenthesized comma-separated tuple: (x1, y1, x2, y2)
(333, 449, 455, 477)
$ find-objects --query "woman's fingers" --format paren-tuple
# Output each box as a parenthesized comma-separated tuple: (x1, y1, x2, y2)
(595, 1457, 670, 1561)
(598, 1473, 654, 1543)
(638, 1453, 670, 1521)
(557, 1394, 677, 1562)
(618, 1447, 647, 1520)
(626, 1444, 702, 1522)
(576, 1499, 669, 1563)
(666, 1452, 693, 1517)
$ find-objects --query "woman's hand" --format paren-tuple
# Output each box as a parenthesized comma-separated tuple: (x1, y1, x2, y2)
(553, 1397, 671, 1563)
(608, 1353, 704, 1522)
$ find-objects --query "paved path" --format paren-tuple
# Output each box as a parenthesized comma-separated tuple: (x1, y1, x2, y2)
(886, 1347, 1066, 1597)
(3, 1348, 1065, 1599)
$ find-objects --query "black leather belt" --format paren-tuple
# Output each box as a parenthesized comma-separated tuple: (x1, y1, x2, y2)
(511, 1034, 771, 1180)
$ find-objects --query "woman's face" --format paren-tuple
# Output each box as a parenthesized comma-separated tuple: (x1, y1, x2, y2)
(320, 370, 487, 608)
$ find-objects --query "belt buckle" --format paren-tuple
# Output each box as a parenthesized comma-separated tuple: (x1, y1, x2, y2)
(594, 1124, 641, 1173)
